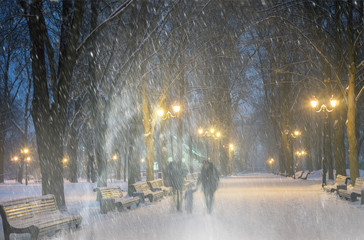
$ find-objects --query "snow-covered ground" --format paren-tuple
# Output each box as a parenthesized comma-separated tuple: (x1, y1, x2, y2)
(1, 172, 364, 240)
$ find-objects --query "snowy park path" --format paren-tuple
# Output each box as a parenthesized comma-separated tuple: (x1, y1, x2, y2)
(2, 173, 364, 240)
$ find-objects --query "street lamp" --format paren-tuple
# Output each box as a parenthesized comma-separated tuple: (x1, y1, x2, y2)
(197, 127, 221, 164)
(310, 95, 337, 187)
(311, 96, 337, 112)
(284, 129, 301, 138)
(156, 104, 181, 120)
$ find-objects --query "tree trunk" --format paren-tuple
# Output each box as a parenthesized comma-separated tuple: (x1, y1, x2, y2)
(142, 79, 154, 181)
(67, 123, 78, 183)
(160, 120, 169, 181)
(333, 103, 346, 176)
(347, 68, 359, 184)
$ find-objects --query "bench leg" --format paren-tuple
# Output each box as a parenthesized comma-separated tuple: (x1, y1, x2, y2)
(350, 194, 357, 202)
(30, 227, 39, 240)
(4, 230, 10, 240)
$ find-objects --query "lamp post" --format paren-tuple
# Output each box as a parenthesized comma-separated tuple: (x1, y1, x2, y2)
(197, 127, 221, 166)
(157, 104, 181, 164)
(21, 148, 29, 185)
(228, 143, 234, 175)
(295, 150, 306, 174)
(25, 157, 31, 185)
(284, 129, 301, 176)
(112, 154, 117, 182)
(268, 158, 275, 173)
(311, 96, 337, 187)
(12, 156, 19, 181)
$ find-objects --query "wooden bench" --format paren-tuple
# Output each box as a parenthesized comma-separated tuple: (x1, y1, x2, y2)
(94, 187, 140, 214)
(338, 177, 364, 202)
(0, 194, 82, 240)
(301, 172, 309, 180)
(147, 179, 172, 196)
(323, 174, 350, 192)
(295, 171, 304, 179)
(131, 182, 164, 203)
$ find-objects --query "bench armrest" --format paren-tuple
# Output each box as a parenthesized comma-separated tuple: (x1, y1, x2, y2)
(336, 184, 347, 191)
(100, 198, 115, 214)
(132, 192, 145, 203)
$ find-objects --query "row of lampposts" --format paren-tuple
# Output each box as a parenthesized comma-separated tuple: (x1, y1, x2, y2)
(157, 103, 236, 174)
(197, 127, 234, 174)
(273, 95, 337, 186)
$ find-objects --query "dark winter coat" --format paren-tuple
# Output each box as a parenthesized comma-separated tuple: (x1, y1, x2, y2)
(199, 162, 219, 194)
(167, 161, 185, 191)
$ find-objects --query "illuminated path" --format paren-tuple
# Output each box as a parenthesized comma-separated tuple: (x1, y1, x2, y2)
(52, 174, 364, 239)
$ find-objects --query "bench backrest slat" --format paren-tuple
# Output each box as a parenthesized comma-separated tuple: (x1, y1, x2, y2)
(148, 179, 164, 188)
(0, 195, 57, 221)
(98, 187, 123, 199)
(335, 175, 348, 185)
(133, 182, 151, 193)
(353, 178, 364, 192)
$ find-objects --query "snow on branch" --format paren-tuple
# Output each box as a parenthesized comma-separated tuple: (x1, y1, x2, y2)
(356, 86, 364, 102)
(76, 0, 133, 55)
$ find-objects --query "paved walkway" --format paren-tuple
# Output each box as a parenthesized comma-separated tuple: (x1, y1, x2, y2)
(55, 174, 364, 240)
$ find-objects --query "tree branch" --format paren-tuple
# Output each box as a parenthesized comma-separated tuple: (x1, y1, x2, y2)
(76, 0, 133, 55)
(356, 85, 364, 102)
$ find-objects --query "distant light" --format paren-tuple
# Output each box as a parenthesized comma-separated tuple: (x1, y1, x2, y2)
(210, 128, 215, 134)
(112, 155, 117, 160)
(157, 109, 164, 117)
(229, 144, 234, 151)
(294, 130, 301, 136)
(141, 158, 145, 163)
(13, 156, 19, 161)
(172, 105, 181, 113)
(26, 157, 31, 162)
(198, 128, 204, 135)
(62, 157, 68, 163)
(23, 148, 29, 154)
(216, 132, 221, 138)
(330, 99, 337, 108)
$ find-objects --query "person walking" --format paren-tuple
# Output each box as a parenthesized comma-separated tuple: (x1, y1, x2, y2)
(184, 183, 197, 213)
(199, 160, 219, 214)
(167, 160, 185, 211)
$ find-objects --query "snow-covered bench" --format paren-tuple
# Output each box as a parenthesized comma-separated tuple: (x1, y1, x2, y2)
(131, 182, 164, 203)
(147, 179, 172, 196)
(0, 194, 82, 240)
(338, 177, 364, 202)
(323, 174, 350, 192)
(94, 186, 140, 214)
(295, 171, 304, 179)
(300, 172, 309, 180)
